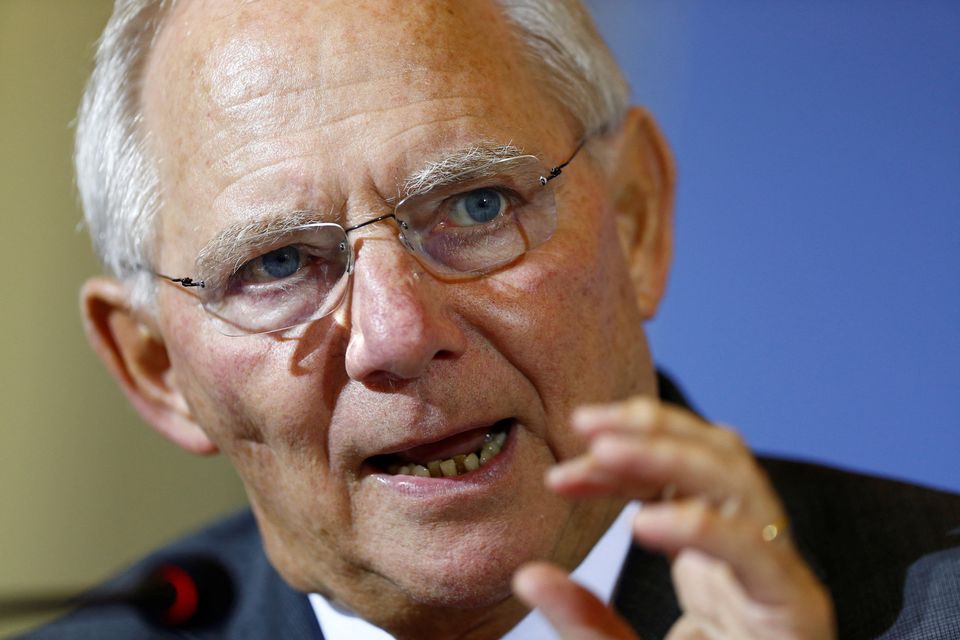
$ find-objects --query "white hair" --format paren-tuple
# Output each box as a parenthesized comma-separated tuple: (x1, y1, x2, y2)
(497, 0, 629, 139)
(75, 0, 629, 307)
(75, 0, 175, 309)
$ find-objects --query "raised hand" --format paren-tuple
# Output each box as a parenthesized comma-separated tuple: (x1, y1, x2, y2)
(513, 398, 835, 639)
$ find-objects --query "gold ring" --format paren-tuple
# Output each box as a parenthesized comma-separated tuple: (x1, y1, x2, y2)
(761, 517, 790, 542)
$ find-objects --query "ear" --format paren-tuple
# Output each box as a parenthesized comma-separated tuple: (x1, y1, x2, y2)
(80, 277, 218, 455)
(607, 106, 675, 320)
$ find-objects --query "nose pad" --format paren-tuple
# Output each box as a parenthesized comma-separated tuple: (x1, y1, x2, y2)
(343, 235, 466, 382)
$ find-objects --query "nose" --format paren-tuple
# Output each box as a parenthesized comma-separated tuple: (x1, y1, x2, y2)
(344, 235, 467, 383)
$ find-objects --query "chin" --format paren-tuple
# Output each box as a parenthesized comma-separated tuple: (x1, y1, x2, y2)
(391, 552, 524, 610)
(364, 516, 559, 610)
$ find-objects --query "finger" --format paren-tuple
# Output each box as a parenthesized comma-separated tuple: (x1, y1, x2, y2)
(545, 454, 655, 500)
(594, 434, 771, 517)
(512, 562, 638, 640)
(550, 433, 774, 519)
(572, 398, 708, 440)
(571, 400, 754, 484)
(671, 549, 752, 635)
(631, 499, 812, 604)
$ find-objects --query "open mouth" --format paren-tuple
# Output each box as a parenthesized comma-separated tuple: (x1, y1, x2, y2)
(367, 419, 513, 479)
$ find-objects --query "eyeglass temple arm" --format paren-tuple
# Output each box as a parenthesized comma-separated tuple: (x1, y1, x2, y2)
(539, 139, 587, 186)
(154, 272, 206, 289)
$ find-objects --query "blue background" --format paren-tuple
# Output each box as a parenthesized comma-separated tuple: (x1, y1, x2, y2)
(587, 1, 959, 492)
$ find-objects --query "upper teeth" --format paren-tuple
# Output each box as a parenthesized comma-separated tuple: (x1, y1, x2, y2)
(388, 429, 507, 478)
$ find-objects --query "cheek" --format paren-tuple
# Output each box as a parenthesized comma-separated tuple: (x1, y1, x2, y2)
(533, 227, 639, 379)
(163, 317, 352, 556)
(476, 195, 648, 455)
(161, 298, 336, 458)
(168, 334, 269, 443)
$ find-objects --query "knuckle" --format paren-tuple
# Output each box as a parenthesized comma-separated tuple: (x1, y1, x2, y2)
(627, 396, 661, 428)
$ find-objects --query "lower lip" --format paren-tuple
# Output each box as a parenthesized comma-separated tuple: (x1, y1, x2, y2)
(364, 423, 517, 498)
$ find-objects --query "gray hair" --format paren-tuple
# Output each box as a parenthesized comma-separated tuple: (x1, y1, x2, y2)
(75, 0, 175, 309)
(75, 0, 629, 308)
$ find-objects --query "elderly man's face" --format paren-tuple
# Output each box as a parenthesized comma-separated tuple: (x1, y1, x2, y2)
(134, 0, 664, 629)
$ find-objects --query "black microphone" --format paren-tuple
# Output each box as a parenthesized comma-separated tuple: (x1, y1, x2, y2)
(0, 555, 234, 629)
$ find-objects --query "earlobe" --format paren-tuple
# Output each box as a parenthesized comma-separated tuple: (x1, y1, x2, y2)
(608, 106, 676, 320)
(80, 277, 218, 455)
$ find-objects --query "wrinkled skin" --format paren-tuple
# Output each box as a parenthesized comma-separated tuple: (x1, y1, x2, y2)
(81, 1, 832, 639)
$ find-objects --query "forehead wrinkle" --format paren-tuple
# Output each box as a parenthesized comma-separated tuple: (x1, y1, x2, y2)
(211, 152, 332, 204)
(209, 93, 492, 181)
(209, 158, 339, 228)
(207, 109, 505, 215)
(376, 112, 489, 153)
(214, 56, 447, 114)
(178, 2, 317, 112)
(200, 19, 480, 111)
(194, 15, 506, 136)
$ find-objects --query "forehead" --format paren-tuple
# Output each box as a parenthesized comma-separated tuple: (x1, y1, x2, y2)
(143, 0, 569, 264)
(162, 0, 527, 111)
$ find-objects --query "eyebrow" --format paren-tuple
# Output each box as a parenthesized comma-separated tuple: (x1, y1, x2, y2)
(400, 143, 529, 199)
(194, 143, 533, 284)
(195, 208, 330, 288)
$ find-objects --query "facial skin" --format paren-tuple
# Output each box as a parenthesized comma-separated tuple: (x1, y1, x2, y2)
(82, 1, 673, 638)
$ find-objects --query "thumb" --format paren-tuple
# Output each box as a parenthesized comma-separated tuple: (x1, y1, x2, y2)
(512, 562, 639, 640)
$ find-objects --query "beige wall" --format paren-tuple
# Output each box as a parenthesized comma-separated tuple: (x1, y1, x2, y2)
(0, 2, 248, 635)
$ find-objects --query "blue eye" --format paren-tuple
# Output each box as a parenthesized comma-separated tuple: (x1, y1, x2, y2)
(449, 188, 505, 225)
(241, 246, 302, 283)
(262, 246, 300, 278)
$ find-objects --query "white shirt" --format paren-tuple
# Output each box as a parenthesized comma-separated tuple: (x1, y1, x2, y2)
(309, 503, 640, 639)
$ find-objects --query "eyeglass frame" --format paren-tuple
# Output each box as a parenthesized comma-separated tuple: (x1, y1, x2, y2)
(149, 138, 587, 334)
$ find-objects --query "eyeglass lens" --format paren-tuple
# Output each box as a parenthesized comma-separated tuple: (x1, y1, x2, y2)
(201, 155, 558, 335)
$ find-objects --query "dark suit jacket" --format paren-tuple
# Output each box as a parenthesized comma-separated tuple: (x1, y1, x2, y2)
(18, 378, 960, 639)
